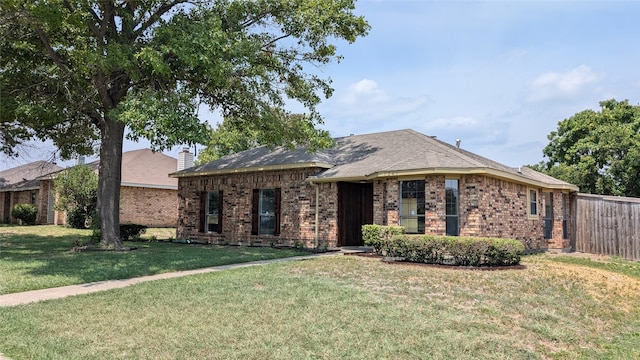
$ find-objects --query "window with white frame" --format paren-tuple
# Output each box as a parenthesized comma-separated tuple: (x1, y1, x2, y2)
(529, 189, 538, 217)
(399, 180, 425, 234)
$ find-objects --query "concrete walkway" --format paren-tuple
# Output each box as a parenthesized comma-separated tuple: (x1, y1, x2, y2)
(0, 253, 341, 307)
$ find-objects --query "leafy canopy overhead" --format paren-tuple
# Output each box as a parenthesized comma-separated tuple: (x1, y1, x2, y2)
(1, 0, 369, 249)
(1, 0, 369, 158)
(533, 99, 640, 197)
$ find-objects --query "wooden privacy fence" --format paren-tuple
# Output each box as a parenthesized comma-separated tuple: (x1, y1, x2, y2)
(574, 193, 640, 261)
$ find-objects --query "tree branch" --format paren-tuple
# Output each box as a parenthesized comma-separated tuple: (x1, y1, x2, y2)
(134, 0, 187, 38)
(62, 0, 103, 40)
(261, 33, 292, 51)
(32, 25, 72, 76)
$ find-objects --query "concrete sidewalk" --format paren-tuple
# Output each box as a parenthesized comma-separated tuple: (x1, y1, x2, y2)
(0, 253, 337, 307)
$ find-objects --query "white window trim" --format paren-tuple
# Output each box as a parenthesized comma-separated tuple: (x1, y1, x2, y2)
(528, 188, 539, 219)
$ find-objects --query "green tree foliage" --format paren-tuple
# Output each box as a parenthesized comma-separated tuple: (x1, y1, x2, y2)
(534, 99, 640, 197)
(198, 113, 334, 164)
(54, 165, 98, 229)
(1, 1, 369, 249)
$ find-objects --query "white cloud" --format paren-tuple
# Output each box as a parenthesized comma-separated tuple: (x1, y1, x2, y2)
(528, 65, 600, 102)
(350, 79, 379, 94)
(328, 78, 431, 120)
(424, 116, 478, 130)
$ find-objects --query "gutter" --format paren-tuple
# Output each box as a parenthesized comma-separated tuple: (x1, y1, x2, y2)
(307, 167, 579, 192)
(169, 162, 334, 178)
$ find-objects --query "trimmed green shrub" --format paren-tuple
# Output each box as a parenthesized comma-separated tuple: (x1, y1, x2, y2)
(382, 234, 524, 267)
(67, 206, 97, 229)
(120, 224, 148, 242)
(11, 203, 37, 225)
(362, 225, 405, 255)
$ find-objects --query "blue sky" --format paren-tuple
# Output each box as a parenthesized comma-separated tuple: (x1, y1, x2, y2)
(2, 0, 639, 170)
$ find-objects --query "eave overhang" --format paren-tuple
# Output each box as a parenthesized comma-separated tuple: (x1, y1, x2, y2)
(307, 167, 579, 192)
(169, 162, 334, 178)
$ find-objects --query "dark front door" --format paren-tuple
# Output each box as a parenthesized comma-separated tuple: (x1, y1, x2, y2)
(337, 182, 373, 247)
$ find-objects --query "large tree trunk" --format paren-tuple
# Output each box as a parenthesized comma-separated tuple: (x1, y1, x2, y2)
(98, 116, 126, 250)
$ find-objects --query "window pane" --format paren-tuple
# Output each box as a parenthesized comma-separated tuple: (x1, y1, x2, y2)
(446, 216, 459, 236)
(207, 191, 219, 215)
(259, 215, 275, 235)
(445, 180, 458, 216)
(259, 189, 276, 235)
(206, 191, 220, 233)
(400, 180, 425, 234)
(207, 215, 219, 232)
(417, 216, 425, 233)
(530, 190, 537, 215)
(260, 189, 275, 214)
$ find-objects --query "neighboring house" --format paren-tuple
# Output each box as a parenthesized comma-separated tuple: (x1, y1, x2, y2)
(2, 148, 190, 227)
(0, 161, 63, 224)
(171, 129, 579, 252)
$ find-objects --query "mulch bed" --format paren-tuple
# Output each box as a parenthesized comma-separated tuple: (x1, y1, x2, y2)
(345, 252, 526, 271)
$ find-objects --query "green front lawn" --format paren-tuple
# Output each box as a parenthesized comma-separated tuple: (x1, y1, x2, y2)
(0, 225, 309, 294)
(1, 254, 639, 359)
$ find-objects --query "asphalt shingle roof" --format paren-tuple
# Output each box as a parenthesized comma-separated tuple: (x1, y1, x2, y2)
(0, 161, 63, 190)
(172, 129, 578, 190)
(7, 149, 178, 190)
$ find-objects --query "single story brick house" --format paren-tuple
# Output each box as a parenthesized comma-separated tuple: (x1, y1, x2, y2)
(2, 148, 190, 227)
(45, 148, 185, 227)
(170, 129, 579, 251)
(0, 161, 63, 224)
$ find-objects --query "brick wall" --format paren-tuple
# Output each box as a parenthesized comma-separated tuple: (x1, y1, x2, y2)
(545, 190, 572, 251)
(50, 185, 178, 227)
(383, 179, 399, 226)
(0, 189, 37, 224)
(376, 174, 557, 251)
(176, 167, 334, 248)
(120, 186, 178, 227)
(36, 180, 52, 225)
(176, 169, 567, 251)
(459, 175, 547, 251)
(425, 175, 447, 235)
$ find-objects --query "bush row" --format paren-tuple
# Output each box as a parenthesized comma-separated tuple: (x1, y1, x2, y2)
(363, 225, 524, 266)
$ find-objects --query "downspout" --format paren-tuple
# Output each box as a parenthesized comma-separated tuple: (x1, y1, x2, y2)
(310, 181, 319, 248)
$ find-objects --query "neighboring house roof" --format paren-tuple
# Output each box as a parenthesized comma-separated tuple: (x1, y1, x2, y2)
(117, 149, 178, 189)
(171, 129, 579, 191)
(0, 161, 63, 191)
(29, 149, 178, 190)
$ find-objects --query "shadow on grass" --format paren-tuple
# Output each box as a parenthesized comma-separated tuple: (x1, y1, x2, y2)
(0, 230, 309, 293)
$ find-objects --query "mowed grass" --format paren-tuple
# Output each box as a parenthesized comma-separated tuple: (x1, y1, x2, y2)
(1, 253, 639, 359)
(0, 225, 309, 294)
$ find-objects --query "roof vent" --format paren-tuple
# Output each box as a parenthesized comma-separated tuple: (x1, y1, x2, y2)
(455, 139, 461, 148)
(518, 166, 522, 174)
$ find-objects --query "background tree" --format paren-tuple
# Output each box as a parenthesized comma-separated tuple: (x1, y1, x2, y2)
(54, 165, 98, 229)
(198, 113, 334, 164)
(1, 1, 369, 249)
(533, 99, 640, 197)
